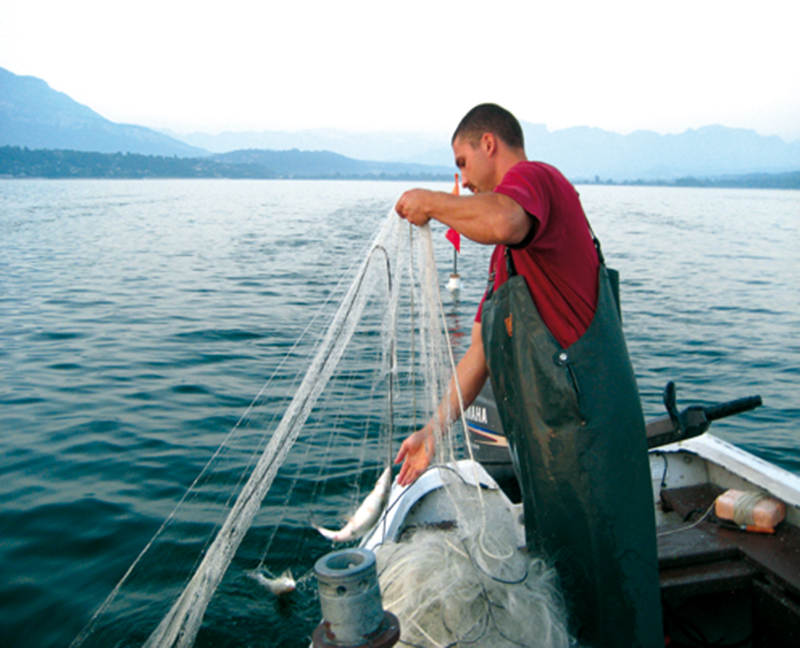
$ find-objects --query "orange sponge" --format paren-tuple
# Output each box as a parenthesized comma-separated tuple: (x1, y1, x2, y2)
(715, 489, 786, 531)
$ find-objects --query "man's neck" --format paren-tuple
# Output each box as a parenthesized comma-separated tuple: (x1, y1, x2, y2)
(493, 147, 528, 187)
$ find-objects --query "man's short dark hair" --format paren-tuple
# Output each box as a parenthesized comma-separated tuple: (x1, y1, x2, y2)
(452, 103, 525, 150)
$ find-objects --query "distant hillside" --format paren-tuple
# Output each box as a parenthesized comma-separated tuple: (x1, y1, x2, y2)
(0, 146, 453, 180)
(520, 123, 800, 182)
(0, 67, 205, 157)
(4, 66, 798, 182)
(670, 171, 800, 189)
(174, 122, 800, 182)
(412, 123, 800, 181)
(3, 146, 796, 187)
(589, 170, 800, 189)
(210, 149, 453, 178)
(172, 128, 444, 163)
(0, 146, 271, 179)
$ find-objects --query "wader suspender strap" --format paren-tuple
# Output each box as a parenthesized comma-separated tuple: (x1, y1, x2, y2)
(584, 217, 606, 265)
(498, 219, 621, 318)
(483, 212, 620, 323)
(504, 245, 518, 276)
(584, 217, 622, 319)
(500, 211, 605, 279)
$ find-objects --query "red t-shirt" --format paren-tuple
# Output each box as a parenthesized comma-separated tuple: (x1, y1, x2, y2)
(476, 161, 599, 348)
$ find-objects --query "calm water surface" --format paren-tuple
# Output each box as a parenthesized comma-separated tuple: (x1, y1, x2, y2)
(1, 180, 798, 647)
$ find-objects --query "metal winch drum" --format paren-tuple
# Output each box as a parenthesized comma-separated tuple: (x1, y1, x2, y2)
(312, 548, 399, 648)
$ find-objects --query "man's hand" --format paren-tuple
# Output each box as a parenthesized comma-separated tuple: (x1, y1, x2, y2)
(395, 189, 436, 227)
(394, 427, 435, 486)
(396, 187, 531, 246)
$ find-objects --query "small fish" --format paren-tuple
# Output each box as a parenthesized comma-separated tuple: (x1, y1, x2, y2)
(315, 466, 392, 542)
(250, 569, 296, 596)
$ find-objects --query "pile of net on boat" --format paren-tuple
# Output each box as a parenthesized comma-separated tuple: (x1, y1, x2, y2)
(375, 469, 570, 648)
(70, 210, 571, 648)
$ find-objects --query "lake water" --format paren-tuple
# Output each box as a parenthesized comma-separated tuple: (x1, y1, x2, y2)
(1, 179, 798, 647)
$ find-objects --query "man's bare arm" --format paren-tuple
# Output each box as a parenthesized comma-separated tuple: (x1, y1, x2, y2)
(395, 322, 489, 485)
(395, 190, 531, 246)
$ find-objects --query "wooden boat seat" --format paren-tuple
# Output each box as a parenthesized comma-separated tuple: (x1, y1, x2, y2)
(659, 484, 800, 646)
(659, 483, 800, 600)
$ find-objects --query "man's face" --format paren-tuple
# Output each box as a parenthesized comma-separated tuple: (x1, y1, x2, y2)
(452, 134, 495, 194)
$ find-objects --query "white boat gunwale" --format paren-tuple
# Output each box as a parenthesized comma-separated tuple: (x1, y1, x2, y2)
(651, 433, 800, 526)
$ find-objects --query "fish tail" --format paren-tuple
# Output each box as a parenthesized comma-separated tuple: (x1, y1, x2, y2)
(314, 522, 353, 543)
(313, 524, 337, 540)
(249, 572, 270, 587)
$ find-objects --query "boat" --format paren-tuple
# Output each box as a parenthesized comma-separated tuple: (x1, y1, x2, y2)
(343, 381, 800, 647)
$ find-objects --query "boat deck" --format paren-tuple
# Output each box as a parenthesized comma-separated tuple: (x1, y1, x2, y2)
(658, 483, 800, 647)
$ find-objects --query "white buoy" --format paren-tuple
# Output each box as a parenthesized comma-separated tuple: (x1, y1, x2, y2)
(447, 174, 463, 294)
(447, 273, 462, 291)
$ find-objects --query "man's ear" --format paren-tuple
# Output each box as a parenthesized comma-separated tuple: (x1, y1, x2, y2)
(481, 132, 497, 156)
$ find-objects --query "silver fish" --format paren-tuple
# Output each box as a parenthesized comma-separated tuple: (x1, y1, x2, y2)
(315, 466, 392, 542)
(250, 569, 296, 596)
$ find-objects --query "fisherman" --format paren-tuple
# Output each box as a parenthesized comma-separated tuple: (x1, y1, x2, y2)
(394, 103, 663, 647)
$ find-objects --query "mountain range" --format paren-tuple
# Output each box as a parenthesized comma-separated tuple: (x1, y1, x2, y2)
(170, 124, 800, 183)
(0, 68, 205, 158)
(2, 66, 799, 181)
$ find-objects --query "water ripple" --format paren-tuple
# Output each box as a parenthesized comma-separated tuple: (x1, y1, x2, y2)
(1, 180, 798, 648)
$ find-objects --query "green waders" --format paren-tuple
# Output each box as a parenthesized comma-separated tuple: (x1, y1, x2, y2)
(481, 252, 663, 647)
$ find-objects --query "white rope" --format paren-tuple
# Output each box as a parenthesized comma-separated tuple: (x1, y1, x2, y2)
(732, 491, 767, 527)
(656, 500, 716, 538)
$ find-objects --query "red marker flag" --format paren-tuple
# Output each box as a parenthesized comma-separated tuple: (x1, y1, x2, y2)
(445, 228, 461, 253)
(446, 172, 461, 253)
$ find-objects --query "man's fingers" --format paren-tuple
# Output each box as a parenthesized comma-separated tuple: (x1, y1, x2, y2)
(397, 463, 412, 486)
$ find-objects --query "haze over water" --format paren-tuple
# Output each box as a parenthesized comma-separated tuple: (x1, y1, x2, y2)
(1, 179, 798, 646)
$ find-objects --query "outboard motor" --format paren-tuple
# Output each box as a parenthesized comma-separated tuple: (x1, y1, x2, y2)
(463, 381, 521, 501)
(465, 380, 763, 496)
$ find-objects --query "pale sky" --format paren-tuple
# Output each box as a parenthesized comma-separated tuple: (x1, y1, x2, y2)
(1, 0, 798, 141)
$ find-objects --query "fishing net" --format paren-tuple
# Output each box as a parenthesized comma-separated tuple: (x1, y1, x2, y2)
(374, 471, 570, 648)
(70, 209, 570, 647)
